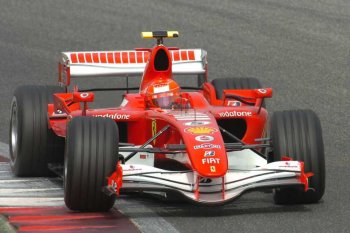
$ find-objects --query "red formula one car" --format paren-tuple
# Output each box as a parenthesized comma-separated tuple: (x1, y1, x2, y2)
(9, 31, 325, 211)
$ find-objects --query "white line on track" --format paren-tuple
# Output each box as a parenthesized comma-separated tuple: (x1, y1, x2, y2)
(0, 197, 64, 207)
(0, 171, 11, 175)
(0, 178, 61, 183)
(0, 188, 62, 193)
(0, 141, 179, 233)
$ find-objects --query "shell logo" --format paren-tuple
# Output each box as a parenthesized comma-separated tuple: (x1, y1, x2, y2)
(185, 127, 218, 134)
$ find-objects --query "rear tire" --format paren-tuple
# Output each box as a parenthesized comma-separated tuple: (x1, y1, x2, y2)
(64, 117, 119, 212)
(9, 85, 65, 176)
(211, 77, 264, 99)
(270, 110, 325, 204)
(211, 77, 266, 108)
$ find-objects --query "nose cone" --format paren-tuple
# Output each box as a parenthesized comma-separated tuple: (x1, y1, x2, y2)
(171, 112, 228, 178)
(185, 128, 228, 177)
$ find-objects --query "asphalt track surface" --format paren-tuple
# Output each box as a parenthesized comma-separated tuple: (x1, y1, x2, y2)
(0, 0, 349, 232)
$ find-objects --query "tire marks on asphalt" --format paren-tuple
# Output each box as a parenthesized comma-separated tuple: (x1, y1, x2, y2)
(0, 143, 179, 233)
(0, 207, 139, 233)
(0, 160, 139, 233)
(0, 162, 64, 206)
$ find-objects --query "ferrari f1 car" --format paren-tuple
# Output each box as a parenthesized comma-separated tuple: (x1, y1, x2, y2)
(9, 31, 325, 211)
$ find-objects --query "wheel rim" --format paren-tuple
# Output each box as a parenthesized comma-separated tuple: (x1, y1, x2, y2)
(10, 98, 18, 162)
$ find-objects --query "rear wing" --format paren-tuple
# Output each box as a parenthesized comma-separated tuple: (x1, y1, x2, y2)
(59, 49, 207, 86)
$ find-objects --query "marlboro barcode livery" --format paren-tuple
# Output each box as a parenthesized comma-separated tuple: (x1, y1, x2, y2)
(9, 31, 325, 212)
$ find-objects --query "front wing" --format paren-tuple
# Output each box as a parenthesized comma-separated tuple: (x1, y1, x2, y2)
(110, 161, 310, 204)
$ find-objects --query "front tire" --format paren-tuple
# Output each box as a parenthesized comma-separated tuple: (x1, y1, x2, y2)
(64, 117, 119, 212)
(270, 110, 325, 204)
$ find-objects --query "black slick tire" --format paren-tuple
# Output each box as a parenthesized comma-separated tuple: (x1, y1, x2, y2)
(211, 77, 266, 108)
(64, 117, 119, 212)
(211, 77, 264, 99)
(270, 110, 325, 204)
(9, 85, 65, 176)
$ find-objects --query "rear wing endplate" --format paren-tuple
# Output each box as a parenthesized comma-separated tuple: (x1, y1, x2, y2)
(59, 49, 207, 86)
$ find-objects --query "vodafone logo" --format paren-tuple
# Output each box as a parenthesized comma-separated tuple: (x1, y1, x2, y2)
(219, 111, 252, 117)
(195, 135, 214, 142)
(92, 113, 130, 120)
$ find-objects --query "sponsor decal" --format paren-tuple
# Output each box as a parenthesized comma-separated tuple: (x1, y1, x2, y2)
(92, 113, 130, 120)
(120, 98, 128, 107)
(204, 151, 215, 156)
(279, 165, 298, 168)
(176, 117, 210, 121)
(195, 135, 214, 142)
(184, 121, 210, 126)
(258, 88, 267, 94)
(123, 165, 142, 172)
(278, 161, 299, 168)
(227, 100, 241, 107)
(140, 154, 147, 159)
(151, 119, 157, 144)
(210, 166, 216, 172)
(199, 178, 212, 184)
(185, 127, 218, 135)
(219, 111, 252, 117)
(194, 143, 221, 150)
(202, 158, 220, 164)
(80, 92, 89, 98)
(154, 84, 169, 93)
(174, 113, 210, 121)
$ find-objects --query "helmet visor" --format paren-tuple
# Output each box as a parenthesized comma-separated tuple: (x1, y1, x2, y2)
(151, 95, 176, 109)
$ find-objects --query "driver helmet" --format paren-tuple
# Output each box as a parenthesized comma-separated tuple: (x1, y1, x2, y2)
(146, 79, 180, 109)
